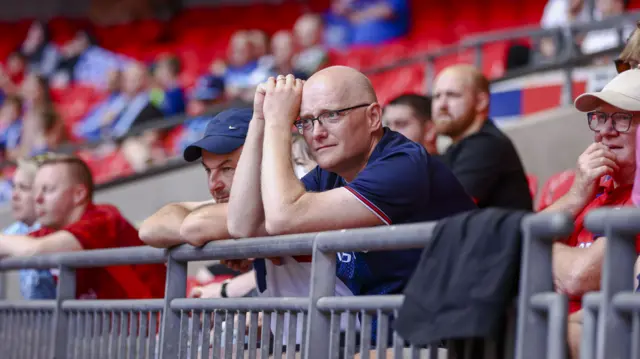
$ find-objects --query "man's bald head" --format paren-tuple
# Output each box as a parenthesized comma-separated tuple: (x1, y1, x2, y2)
(299, 66, 383, 179)
(302, 66, 377, 110)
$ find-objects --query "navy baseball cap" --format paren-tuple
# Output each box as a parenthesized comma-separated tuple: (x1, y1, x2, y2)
(183, 108, 252, 162)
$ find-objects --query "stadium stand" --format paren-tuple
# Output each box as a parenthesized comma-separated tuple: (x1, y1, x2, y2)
(1, 0, 640, 358)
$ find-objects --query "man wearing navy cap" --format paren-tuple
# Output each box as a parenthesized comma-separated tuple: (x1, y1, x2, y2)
(139, 107, 261, 299)
(140, 108, 251, 249)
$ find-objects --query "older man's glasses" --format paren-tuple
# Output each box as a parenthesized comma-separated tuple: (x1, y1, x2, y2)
(587, 111, 633, 133)
(295, 104, 370, 133)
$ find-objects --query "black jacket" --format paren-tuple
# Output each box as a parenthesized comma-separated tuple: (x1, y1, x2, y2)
(395, 208, 529, 347)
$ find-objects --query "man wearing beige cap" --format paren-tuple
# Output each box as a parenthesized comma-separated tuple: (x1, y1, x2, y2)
(544, 69, 640, 358)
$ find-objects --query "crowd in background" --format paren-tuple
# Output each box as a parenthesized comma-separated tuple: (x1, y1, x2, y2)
(1, 1, 640, 358)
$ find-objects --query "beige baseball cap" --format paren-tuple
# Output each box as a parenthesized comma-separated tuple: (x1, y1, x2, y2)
(574, 69, 640, 112)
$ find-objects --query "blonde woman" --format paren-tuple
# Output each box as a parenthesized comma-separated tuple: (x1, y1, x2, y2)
(291, 133, 317, 179)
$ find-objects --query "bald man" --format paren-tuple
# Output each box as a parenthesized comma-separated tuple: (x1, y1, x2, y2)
(228, 67, 475, 345)
(433, 64, 532, 210)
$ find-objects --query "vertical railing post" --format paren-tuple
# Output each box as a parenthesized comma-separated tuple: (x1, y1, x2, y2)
(159, 252, 188, 359)
(423, 56, 435, 94)
(0, 272, 5, 300)
(474, 44, 483, 70)
(304, 238, 336, 359)
(584, 208, 640, 359)
(561, 65, 574, 106)
(515, 213, 573, 359)
(52, 265, 75, 359)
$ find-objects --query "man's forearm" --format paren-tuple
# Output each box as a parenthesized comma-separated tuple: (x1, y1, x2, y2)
(541, 191, 588, 217)
(226, 270, 257, 297)
(228, 119, 268, 238)
(553, 240, 605, 297)
(0, 235, 38, 257)
(139, 204, 192, 247)
(261, 123, 306, 228)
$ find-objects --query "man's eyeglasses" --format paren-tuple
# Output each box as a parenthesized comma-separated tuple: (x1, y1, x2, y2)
(587, 111, 633, 133)
(614, 58, 639, 74)
(295, 104, 371, 133)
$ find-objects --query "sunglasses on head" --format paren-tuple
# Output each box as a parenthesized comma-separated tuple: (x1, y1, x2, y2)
(615, 58, 639, 74)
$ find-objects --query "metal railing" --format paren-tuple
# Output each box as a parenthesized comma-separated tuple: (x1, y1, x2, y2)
(0, 209, 638, 358)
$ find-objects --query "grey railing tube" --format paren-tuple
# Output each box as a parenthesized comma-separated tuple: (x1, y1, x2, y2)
(585, 207, 640, 359)
(516, 212, 574, 359)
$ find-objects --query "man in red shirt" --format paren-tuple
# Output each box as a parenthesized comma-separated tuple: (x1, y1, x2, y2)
(0, 154, 166, 299)
(544, 69, 640, 358)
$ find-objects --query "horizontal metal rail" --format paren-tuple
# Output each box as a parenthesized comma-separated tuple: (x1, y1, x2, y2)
(171, 297, 309, 311)
(316, 295, 404, 312)
(61, 299, 165, 311)
(0, 246, 167, 270)
(0, 300, 56, 310)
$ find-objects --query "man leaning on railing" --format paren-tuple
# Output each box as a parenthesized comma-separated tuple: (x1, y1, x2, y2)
(227, 67, 476, 347)
(138, 108, 260, 299)
(0, 153, 166, 300)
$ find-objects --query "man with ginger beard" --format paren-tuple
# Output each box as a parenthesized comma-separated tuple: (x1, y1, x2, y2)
(432, 64, 532, 210)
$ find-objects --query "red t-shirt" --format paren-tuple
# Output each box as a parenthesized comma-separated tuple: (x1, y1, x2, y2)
(31, 203, 166, 300)
(564, 178, 634, 313)
(537, 170, 575, 211)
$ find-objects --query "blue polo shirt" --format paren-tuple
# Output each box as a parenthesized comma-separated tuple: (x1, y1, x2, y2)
(255, 128, 475, 297)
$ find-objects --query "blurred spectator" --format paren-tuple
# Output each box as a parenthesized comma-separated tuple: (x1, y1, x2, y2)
(327, 0, 410, 46)
(617, 20, 640, 69)
(6, 51, 26, 88)
(0, 154, 167, 299)
(117, 62, 166, 171)
(254, 31, 309, 82)
(541, 0, 593, 29)
(150, 54, 186, 116)
(0, 95, 24, 160)
(175, 75, 225, 155)
(80, 62, 162, 140)
(2, 157, 56, 299)
(581, 0, 632, 55)
(292, 133, 316, 179)
(73, 69, 123, 141)
(432, 64, 533, 210)
(249, 29, 270, 61)
(18, 73, 66, 158)
(293, 14, 329, 75)
(383, 94, 438, 155)
(20, 21, 60, 78)
(539, 0, 595, 59)
(224, 31, 260, 100)
(52, 29, 130, 89)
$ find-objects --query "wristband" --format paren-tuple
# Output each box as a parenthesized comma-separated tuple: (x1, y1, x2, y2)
(220, 279, 231, 298)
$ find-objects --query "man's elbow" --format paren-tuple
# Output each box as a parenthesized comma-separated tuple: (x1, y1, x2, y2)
(180, 216, 229, 247)
(228, 217, 262, 239)
(264, 214, 296, 236)
(138, 224, 166, 248)
(562, 267, 597, 298)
